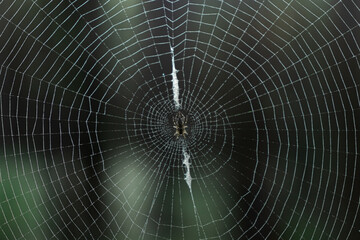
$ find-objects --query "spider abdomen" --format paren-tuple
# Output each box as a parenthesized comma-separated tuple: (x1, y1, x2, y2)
(173, 111, 188, 139)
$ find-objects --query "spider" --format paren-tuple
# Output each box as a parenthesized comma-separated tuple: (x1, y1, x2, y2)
(173, 111, 188, 139)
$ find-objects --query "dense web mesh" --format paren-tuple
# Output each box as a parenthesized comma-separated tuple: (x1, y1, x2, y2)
(0, 0, 359, 239)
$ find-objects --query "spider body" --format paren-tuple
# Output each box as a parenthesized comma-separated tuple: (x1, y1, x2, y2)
(173, 111, 188, 139)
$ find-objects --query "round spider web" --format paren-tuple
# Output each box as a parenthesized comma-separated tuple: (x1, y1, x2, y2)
(0, 0, 359, 239)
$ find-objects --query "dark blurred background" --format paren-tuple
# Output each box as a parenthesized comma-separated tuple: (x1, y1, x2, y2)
(0, 0, 359, 239)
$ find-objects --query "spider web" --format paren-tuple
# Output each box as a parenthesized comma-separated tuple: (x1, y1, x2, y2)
(0, 0, 359, 239)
